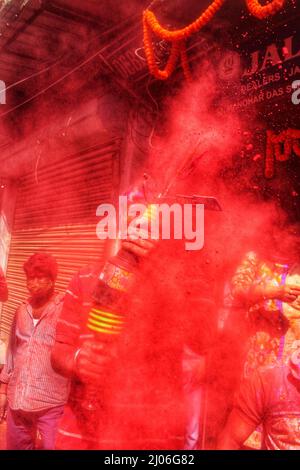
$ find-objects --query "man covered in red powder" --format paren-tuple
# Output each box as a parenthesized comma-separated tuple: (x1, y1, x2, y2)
(218, 223, 300, 449)
(51, 229, 160, 449)
(217, 342, 300, 450)
(0, 266, 8, 302)
(0, 253, 70, 450)
(51, 214, 220, 449)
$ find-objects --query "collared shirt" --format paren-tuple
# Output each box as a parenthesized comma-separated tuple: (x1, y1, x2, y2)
(0, 292, 70, 412)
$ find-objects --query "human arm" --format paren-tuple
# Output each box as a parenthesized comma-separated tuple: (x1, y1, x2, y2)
(217, 409, 257, 449)
(51, 339, 114, 383)
(51, 271, 114, 384)
(231, 252, 300, 305)
(0, 383, 7, 422)
(0, 311, 17, 386)
(247, 284, 300, 304)
(217, 370, 265, 449)
(231, 252, 259, 304)
(0, 311, 18, 421)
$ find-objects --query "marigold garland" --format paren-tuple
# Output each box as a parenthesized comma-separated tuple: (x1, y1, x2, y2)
(143, 0, 286, 81)
(143, 16, 182, 80)
(143, 0, 225, 42)
(246, 0, 285, 20)
(143, 0, 225, 80)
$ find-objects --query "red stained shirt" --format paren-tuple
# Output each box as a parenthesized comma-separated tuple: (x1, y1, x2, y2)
(54, 264, 103, 449)
(55, 258, 215, 449)
(0, 293, 70, 412)
(234, 364, 300, 450)
(55, 264, 102, 348)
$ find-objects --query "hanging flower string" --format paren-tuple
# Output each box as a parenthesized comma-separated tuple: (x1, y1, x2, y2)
(246, 0, 285, 19)
(143, 16, 183, 80)
(143, 0, 286, 81)
(180, 41, 193, 82)
(144, 0, 226, 42)
(143, 0, 225, 80)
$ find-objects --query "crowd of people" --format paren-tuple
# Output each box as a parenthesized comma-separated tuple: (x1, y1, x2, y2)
(0, 219, 299, 450)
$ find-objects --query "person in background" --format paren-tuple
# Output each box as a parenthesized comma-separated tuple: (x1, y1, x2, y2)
(181, 273, 218, 450)
(219, 223, 300, 449)
(217, 341, 300, 450)
(231, 224, 300, 376)
(0, 266, 8, 303)
(231, 224, 300, 380)
(0, 253, 70, 450)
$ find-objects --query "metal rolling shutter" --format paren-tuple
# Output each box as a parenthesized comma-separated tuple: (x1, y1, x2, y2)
(1, 139, 120, 337)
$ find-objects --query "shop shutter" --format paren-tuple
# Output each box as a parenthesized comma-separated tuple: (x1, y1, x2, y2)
(1, 138, 120, 337)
